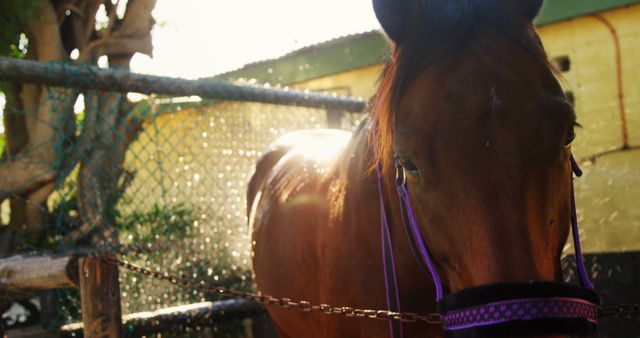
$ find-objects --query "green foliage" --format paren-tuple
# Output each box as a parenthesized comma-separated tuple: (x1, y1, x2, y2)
(0, 0, 40, 57)
(128, 99, 154, 120)
(0, 134, 5, 158)
(118, 203, 195, 244)
(55, 288, 82, 326)
(75, 111, 85, 131)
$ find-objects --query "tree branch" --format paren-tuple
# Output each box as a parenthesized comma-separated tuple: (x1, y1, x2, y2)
(104, 0, 120, 36)
(69, 0, 102, 55)
(115, 0, 157, 38)
(101, 35, 153, 57)
(78, 0, 156, 61)
(26, 0, 67, 61)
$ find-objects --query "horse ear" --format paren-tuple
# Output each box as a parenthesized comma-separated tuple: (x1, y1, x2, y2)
(506, 0, 544, 23)
(373, 0, 411, 43)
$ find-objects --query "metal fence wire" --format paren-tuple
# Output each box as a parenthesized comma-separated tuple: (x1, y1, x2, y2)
(0, 56, 366, 332)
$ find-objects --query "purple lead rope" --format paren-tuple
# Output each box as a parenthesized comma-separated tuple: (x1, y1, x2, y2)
(570, 155, 594, 290)
(378, 164, 404, 338)
(396, 183, 445, 301)
(374, 123, 404, 338)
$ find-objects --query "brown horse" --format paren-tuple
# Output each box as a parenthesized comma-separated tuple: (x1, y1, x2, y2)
(248, 0, 581, 337)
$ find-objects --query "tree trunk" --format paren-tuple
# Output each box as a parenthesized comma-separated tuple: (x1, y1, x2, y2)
(1, 0, 155, 332)
(75, 0, 155, 246)
(77, 90, 131, 246)
(1, 82, 30, 254)
(0, 1, 78, 254)
(1, 0, 156, 250)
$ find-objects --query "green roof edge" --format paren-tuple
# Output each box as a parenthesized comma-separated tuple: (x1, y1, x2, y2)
(535, 0, 640, 25)
(213, 0, 640, 86)
(214, 31, 390, 86)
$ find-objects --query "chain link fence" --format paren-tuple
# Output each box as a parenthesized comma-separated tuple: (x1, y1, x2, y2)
(0, 56, 366, 335)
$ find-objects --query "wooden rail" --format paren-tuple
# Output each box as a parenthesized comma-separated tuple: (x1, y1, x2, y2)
(0, 253, 266, 337)
(59, 299, 265, 336)
(1, 254, 122, 338)
(0, 254, 79, 292)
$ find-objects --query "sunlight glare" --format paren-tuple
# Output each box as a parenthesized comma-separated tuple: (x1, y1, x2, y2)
(131, 0, 379, 79)
(276, 129, 352, 163)
(74, 95, 84, 114)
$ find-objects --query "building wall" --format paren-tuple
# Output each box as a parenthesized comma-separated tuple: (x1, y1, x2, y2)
(538, 4, 640, 253)
(120, 100, 328, 312)
(538, 4, 640, 153)
(293, 64, 383, 98)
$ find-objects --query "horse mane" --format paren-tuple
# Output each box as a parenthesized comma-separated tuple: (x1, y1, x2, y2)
(370, 0, 553, 174)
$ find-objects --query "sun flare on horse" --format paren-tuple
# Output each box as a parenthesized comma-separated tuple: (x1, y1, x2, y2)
(248, 1, 599, 337)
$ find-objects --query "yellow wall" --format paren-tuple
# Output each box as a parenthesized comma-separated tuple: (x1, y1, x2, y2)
(293, 64, 384, 99)
(290, 64, 384, 129)
(124, 101, 326, 221)
(538, 4, 640, 253)
(538, 4, 640, 153)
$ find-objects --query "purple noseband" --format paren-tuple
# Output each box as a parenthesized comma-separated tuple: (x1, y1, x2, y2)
(443, 296, 597, 331)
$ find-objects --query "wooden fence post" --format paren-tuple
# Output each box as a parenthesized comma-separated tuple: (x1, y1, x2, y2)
(326, 109, 344, 128)
(79, 257, 123, 338)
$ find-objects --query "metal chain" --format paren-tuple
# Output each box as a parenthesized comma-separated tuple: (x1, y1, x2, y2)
(599, 304, 640, 317)
(100, 256, 442, 324)
(100, 255, 640, 322)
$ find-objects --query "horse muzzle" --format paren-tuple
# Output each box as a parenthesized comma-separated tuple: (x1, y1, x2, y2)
(384, 155, 600, 337)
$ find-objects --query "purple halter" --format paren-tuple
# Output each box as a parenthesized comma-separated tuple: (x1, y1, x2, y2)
(376, 151, 600, 337)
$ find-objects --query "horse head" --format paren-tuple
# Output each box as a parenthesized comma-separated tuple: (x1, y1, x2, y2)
(372, 0, 597, 336)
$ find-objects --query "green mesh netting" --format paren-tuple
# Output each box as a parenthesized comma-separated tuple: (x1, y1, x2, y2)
(0, 63, 364, 336)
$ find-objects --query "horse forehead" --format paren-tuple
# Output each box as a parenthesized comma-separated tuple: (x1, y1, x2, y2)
(396, 25, 546, 115)
(396, 67, 490, 133)
(395, 46, 554, 134)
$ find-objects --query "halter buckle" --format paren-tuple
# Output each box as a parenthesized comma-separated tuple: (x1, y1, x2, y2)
(395, 163, 406, 186)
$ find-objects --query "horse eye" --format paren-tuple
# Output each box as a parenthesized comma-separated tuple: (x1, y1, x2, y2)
(565, 126, 576, 146)
(399, 158, 421, 176)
